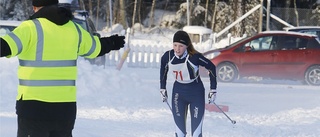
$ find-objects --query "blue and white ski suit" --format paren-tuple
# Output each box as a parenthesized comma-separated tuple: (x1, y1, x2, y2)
(160, 49, 217, 137)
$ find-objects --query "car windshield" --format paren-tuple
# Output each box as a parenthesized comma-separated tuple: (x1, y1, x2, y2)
(298, 30, 320, 39)
(286, 28, 320, 39)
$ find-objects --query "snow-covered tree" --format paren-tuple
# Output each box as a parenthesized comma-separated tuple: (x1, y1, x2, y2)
(212, 2, 233, 36)
(0, 0, 16, 20)
(1, 0, 31, 20)
(311, 4, 320, 25)
(242, 0, 260, 36)
(230, 0, 243, 37)
(171, 2, 208, 28)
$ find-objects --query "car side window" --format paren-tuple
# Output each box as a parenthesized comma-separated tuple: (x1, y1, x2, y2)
(317, 31, 320, 39)
(307, 39, 320, 49)
(277, 36, 291, 50)
(295, 38, 308, 49)
(248, 36, 273, 51)
(277, 36, 309, 50)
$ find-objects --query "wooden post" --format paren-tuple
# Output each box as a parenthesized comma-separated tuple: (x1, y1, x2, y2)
(258, 0, 263, 32)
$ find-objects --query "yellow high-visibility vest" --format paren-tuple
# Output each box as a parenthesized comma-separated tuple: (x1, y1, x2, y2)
(1, 18, 101, 102)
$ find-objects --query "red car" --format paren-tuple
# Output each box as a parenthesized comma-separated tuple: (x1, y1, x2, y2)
(202, 31, 320, 86)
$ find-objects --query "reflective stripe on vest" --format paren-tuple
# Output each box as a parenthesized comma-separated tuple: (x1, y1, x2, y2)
(20, 79, 76, 86)
(19, 60, 76, 67)
(73, 22, 82, 53)
(33, 19, 44, 60)
(82, 34, 96, 56)
(72, 21, 97, 57)
(7, 33, 23, 55)
(17, 19, 78, 87)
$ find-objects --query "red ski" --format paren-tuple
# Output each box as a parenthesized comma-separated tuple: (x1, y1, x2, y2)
(205, 103, 229, 112)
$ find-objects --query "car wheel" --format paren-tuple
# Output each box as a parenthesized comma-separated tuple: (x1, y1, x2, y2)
(216, 62, 238, 82)
(304, 65, 320, 86)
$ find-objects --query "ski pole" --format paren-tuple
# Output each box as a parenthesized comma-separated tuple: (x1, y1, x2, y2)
(160, 91, 172, 112)
(212, 102, 236, 124)
(164, 99, 172, 112)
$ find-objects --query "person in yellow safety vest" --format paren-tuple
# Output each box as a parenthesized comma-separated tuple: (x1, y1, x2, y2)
(0, 0, 125, 136)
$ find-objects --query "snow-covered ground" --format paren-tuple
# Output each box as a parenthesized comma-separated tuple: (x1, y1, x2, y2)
(1, 55, 320, 137)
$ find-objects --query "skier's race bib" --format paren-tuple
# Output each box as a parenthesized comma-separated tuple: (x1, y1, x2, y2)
(168, 55, 198, 83)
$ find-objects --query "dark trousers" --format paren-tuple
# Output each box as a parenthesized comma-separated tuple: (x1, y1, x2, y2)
(172, 82, 205, 137)
(17, 117, 75, 137)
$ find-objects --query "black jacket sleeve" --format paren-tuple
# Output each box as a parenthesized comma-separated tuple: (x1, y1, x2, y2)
(160, 50, 174, 89)
(197, 53, 217, 90)
(0, 38, 11, 57)
(97, 37, 113, 56)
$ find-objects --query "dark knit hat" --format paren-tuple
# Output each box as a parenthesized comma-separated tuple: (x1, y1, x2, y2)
(32, 0, 58, 7)
(173, 30, 190, 46)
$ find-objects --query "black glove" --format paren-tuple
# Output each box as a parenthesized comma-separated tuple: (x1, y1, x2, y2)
(99, 35, 125, 55)
(109, 34, 125, 50)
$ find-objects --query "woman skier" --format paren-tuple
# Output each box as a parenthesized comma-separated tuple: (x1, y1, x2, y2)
(159, 30, 218, 137)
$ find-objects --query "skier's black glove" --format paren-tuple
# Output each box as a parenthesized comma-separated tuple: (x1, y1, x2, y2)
(160, 89, 168, 102)
(208, 89, 217, 104)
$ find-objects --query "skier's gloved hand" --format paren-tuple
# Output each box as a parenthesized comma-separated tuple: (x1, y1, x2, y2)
(208, 89, 217, 104)
(109, 34, 125, 50)
(160, 89, 168, 102)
